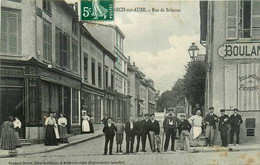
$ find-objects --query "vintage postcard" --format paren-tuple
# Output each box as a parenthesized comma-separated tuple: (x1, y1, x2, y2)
(0, 0, 260, 164)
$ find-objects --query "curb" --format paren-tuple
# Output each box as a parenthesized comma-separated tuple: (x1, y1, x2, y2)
(191, 147, 260, 153)
(0, 133, 104, 158)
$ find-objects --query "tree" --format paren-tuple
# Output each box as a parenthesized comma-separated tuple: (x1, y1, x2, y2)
(183, 61, 207, 107)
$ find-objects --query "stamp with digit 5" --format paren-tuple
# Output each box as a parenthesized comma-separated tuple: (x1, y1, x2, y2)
(80, 0, 114, 21)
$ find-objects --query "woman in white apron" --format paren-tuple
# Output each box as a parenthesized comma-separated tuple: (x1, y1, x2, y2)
(82, 111, 91, 133)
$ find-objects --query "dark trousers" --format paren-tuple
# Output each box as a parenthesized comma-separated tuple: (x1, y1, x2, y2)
(126, 134, 135, 153)
(230, 127, 240, 144)
(220, 131, 228, 147)
(136, 134, 142, 152)
(104, 136, 114, 154)
(142, 131, 152, 151)
(164, 129, 176, 151)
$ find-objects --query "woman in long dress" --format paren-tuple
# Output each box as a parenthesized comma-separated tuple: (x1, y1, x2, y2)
(13, 117, 21, 148)
(58, 113, 68, 143)
(44, 112, 58, 146)
(1, 116, 17, 153)
(53, 112, 60, 141)
(87, 111, 94, 133)
(82, 111, 91, 133)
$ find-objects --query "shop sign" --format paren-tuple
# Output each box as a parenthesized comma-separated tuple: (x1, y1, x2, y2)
(238, 74, 260, 91)
(218, 43, 260, 59)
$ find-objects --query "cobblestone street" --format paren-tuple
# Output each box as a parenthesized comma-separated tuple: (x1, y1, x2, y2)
(2, 136, 260, 165)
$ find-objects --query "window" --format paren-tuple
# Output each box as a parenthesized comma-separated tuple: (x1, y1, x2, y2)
(62, 33, 70, 68)
(84, 54, 88, 82)
(72, 39, 78, 72)
(55, 27, 62, 65)
(1, 10, 20, 55)
(98, 63, 102, 87)
(72, 89, 79, 124)
(43, 19, 52, 62)
(105, 66, 108, 88)
(226, 0, 260, 39)
(72, 19, 77, 35)
(43, 0, 51, 14)
(91, 58, 95, 85)
(111, 71, 114, 91)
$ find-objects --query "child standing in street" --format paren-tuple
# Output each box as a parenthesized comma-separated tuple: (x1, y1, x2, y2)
(115, 118, 125, 153)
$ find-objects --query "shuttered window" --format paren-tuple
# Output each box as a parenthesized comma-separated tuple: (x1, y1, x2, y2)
(226, 0, 260, 40)
(1, 11, 20, 55)
(72, 39, 78, 72)
(226, 0, 238, 39)
(43, 20, 52, 62)
(62, 33, 70, 69)
(55, 27, 62, 66)
(252, 0, 260, 39)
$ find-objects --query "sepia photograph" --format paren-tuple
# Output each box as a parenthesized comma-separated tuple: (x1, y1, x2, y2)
(0, 0, 260, 164)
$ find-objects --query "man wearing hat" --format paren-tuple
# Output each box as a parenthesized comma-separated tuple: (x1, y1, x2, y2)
(103, 117, 117, 155)
(163, 109, 181, 152)
(178, 114, 191, 151)
(204, 107, 218, 147)
(125, 115, 136, 154)
(219, 109, 229, 147)
(135, 115, 144, 153)
(141, 113, 152, 152)
(229, 108, 243, 146)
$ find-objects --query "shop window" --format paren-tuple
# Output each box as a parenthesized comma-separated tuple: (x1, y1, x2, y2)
(72, 89, 79, 124)
(43, 0, 51, 14)
(98, 63, 102, 87)
(1, 10, 21, 55)
(84, 54, 88, 82)
(226, 0, 260, 39)
(91, 58, 95, 85)
(72, 39, 78, 72)
(43, 19, 52, 62)
(62, 33, 70, 69)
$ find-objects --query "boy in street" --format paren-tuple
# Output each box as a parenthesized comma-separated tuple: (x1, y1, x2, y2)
(178, 114, 191, 151)
(103, 118, 117, 155)
(115, 118, 125, 153)
(148, 113, 160, 152)
(229, 108, 243, 146)
(219, 109, 229, 147)
(204, 107, 218, 147)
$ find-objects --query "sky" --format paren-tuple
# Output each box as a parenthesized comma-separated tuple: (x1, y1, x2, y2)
(67, 0, 205, 93)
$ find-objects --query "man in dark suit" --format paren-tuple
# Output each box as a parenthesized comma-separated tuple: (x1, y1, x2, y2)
(219, 109, 229, 147)
(141, 113, 152, 152)
(135, 116, 144, 152)
(103, 117, 117, 155)
(229, 108, 243, 146)
(204, 107, 218, 147)
(125, 115, 136, 154)
(148, 113, 160, 152)
(163, 109, 181, 152)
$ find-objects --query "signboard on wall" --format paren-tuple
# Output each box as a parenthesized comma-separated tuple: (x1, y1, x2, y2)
(218, 43, 260, 59)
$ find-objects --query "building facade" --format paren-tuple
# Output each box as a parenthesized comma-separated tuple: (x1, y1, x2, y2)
(201, 0, 260, 143)
(0, 0, 81, 142)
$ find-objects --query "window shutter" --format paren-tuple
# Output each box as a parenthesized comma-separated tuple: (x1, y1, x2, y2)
(226, 0, 238, 40)
(252, 0, 260, 39)
(1, 12, 8, 53)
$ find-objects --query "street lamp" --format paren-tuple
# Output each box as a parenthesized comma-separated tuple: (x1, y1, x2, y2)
(188, 43, 199, 60)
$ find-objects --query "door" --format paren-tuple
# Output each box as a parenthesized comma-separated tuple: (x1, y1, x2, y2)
(64, 87, 71, 134)
(0, 88, 25, 138)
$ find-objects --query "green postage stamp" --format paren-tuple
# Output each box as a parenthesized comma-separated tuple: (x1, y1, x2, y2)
(80, 0, 114, 21)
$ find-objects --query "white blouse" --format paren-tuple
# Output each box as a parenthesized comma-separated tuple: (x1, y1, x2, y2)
(45, 117, 56, 126)
(58, 117, 67, 126)
(13, 118, 22, 129)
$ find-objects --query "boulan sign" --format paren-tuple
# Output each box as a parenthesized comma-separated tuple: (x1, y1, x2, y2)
(218, 43, 260, 59)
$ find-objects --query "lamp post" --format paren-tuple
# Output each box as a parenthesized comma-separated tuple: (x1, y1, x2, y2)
(188, 43, 199, 61)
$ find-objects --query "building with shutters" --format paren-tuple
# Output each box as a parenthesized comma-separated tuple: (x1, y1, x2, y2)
(0, 0, 82, 142)
(200, 0, 260, 143)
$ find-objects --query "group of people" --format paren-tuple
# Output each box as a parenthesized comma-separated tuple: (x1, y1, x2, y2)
(101, 107, 243, 155)
(1, 116, 21, 154)
(44, 112, 69, 146)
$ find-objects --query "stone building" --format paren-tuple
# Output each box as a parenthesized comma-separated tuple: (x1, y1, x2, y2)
(200, 0, 260, 143)
(0, 0, 81, 142)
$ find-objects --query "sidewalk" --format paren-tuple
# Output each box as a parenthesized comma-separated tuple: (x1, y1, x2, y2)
(0, 124, 104, 158)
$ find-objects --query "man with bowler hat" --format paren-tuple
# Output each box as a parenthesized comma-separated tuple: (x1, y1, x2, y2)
(135, 115, 144, 152)
(103, 117, 117, 155)
(163, 109, 181, 152)
(229, 108, 243, 146)
(219, 109, 229, 147)
(142, 113, 152, 152)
